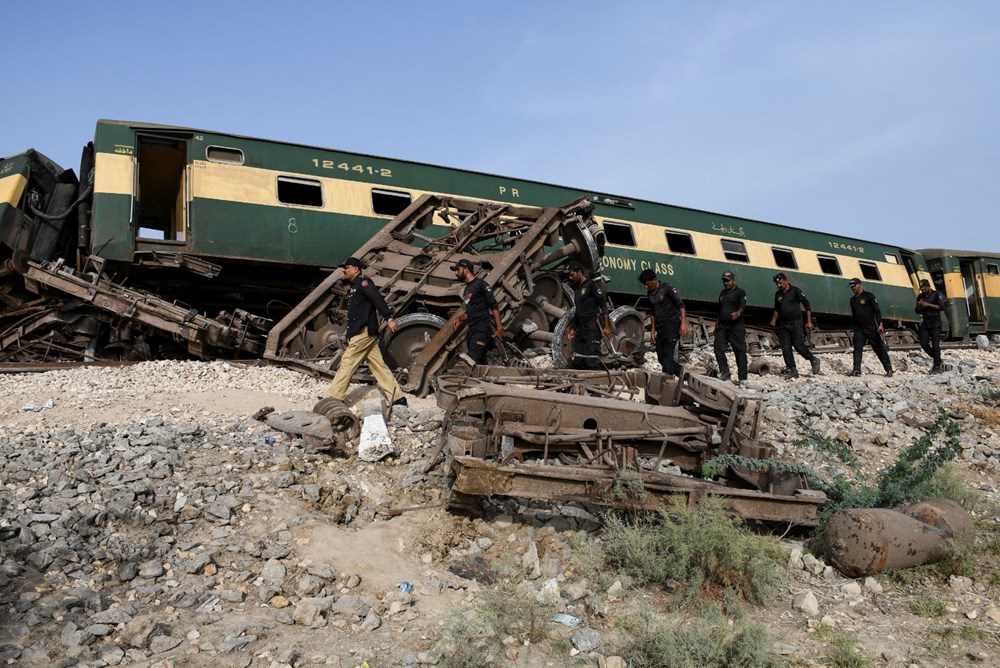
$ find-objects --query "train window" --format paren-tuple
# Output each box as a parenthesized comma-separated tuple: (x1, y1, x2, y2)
(859, 261, 882, 281)
(277, 176, 323, 207)
(817, 255, 842, 275)
(206, 146, 244, 165)
(665, 231, 696, 255)
(372, 189, 412, 216)
(721, 239, 750, 263)
(884, 253, 899, 264)
(772, 247, 797, 269)
(988, 263, 999, 275)
(603, 222, 635, 247)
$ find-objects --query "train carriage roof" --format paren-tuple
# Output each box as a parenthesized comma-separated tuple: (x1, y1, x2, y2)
(919, 249, 1000, 259)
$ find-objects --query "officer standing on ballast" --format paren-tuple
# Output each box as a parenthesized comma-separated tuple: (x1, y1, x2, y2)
(769, 272, 821, 378)
(565, 261, 612, 370)
(637, 268, 689, 376)
(847, 277, 893, 377)
(916, 278, 946, 373)
(715, 270, 748, 383)
(449, 258, 504, 364)
(327, 257, 407, 407)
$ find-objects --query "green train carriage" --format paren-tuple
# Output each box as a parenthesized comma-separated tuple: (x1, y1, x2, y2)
(919, 249, 1000, 338)
(82, 119, 929, 328)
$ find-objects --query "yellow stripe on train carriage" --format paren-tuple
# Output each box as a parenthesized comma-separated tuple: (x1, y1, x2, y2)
(601, 213, 914, 288)
(93, 152, 916, 290)
(0, 173, 28, 207)
(93, 152, 134, 196)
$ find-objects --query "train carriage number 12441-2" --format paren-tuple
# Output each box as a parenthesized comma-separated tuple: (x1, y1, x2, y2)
(311, 159, 392, 178)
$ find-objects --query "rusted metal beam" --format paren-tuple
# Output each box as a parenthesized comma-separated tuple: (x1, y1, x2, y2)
(450, 457, 827, 526)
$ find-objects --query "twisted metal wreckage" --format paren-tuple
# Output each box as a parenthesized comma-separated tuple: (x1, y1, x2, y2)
(4, 195, 973, 562)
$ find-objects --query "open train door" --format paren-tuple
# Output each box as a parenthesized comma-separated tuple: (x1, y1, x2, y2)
(900, 250, 921, 290)
(959, 258, 986, 334)
(134, 134, 189, 245)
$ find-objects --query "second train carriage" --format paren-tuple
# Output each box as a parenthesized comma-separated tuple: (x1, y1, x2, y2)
(79, 120, 929, 327)
(919, 249, 1000, 339)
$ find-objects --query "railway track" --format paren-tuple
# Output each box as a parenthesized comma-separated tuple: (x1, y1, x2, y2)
(0, 360, 140, 374)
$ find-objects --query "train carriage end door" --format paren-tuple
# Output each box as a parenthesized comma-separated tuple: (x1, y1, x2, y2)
(959, 259, 985, 328)
(135, 135, 188, 243)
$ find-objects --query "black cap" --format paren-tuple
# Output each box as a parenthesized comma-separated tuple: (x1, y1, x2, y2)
(566, 260, 585, 273)
(339, 256, 364, 269)
(919, 278, 931, 287)
(638, 269, 657, 283)
(848, 277, 861, 286)
(722, 271, 736, 281)
(773, 272, 787, 283)
(450, 258, 474, 271)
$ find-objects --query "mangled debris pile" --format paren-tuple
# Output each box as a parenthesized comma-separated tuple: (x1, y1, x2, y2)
(264, 194, 647, 395)
(432, 364, 828, 526)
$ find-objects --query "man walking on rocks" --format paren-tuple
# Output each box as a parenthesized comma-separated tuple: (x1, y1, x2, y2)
(715, 271, 748, 383)
(847, 277, 893, 377)
(916, 278, 946, 373)
(328, 257, 407, 407)
(449, 258, 504, 364)
(639, 268, 689, 376)
(770, 272, 821, 378)
(566, 261, 612, 370)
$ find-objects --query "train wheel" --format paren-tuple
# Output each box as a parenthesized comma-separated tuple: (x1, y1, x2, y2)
(609, 306, 646, 365)
(529, 271, 567, 310)
(380, 313, 447, 370)
(509, 299, 551, 344)
(551, 309, 576, 368)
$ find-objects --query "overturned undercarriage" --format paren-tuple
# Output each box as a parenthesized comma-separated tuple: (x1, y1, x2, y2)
(431, 365, 827, 526)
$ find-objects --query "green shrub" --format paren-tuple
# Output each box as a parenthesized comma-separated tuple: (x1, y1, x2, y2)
(909, 593, 948, 618)
(705, 411, 966, 531)
(437, 582, 556, 668)
(618, 607, 785, 668)
(597, 497, 786, 606)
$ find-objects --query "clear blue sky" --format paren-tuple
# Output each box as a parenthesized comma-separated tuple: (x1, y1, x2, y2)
(5, 1, 999, 252)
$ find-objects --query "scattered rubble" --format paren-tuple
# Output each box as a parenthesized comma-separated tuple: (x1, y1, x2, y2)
(1, 348, 999, 666)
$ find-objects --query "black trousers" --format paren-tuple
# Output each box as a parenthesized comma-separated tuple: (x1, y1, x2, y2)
(467, 325, 493, 364)
(777, 321, 815, 369)
(655, 322, 682, 376)
(714, 321, 748, 380)
(919, 323, 942, 367)
(852, 326, 892, 372)
(572, 323, 601, 370)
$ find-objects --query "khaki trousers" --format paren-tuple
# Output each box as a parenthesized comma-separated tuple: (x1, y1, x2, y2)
(327, 331, 402, 403)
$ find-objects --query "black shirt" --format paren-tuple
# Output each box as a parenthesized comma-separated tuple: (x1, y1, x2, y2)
(916, 289, 946, 326)
(648, 282, 685, 329)
(345, 274, 393, 338)
(850, 290, 883, 329)
(718, 286, 747, 324)
(462, 277, 499, 328)
(572, 277, 609, 330)
(773, 285, 811, 324)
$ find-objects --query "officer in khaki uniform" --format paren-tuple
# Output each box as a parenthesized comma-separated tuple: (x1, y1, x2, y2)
(328, 257, 406, 407)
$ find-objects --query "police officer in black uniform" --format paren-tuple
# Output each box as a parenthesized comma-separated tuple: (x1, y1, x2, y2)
(916, 278, 945, 373)
(566, 260, 611, 370)
(715, 270, 748, 383)
(847, 277, 893, 377)
(449, 258, 504, 364)
(769, 272, 821, 378)
(638, 268, 688, 376)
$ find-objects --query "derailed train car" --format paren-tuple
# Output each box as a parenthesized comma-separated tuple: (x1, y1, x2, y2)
(1, 119, 996, 365)
(920, 249, 1000, 338)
